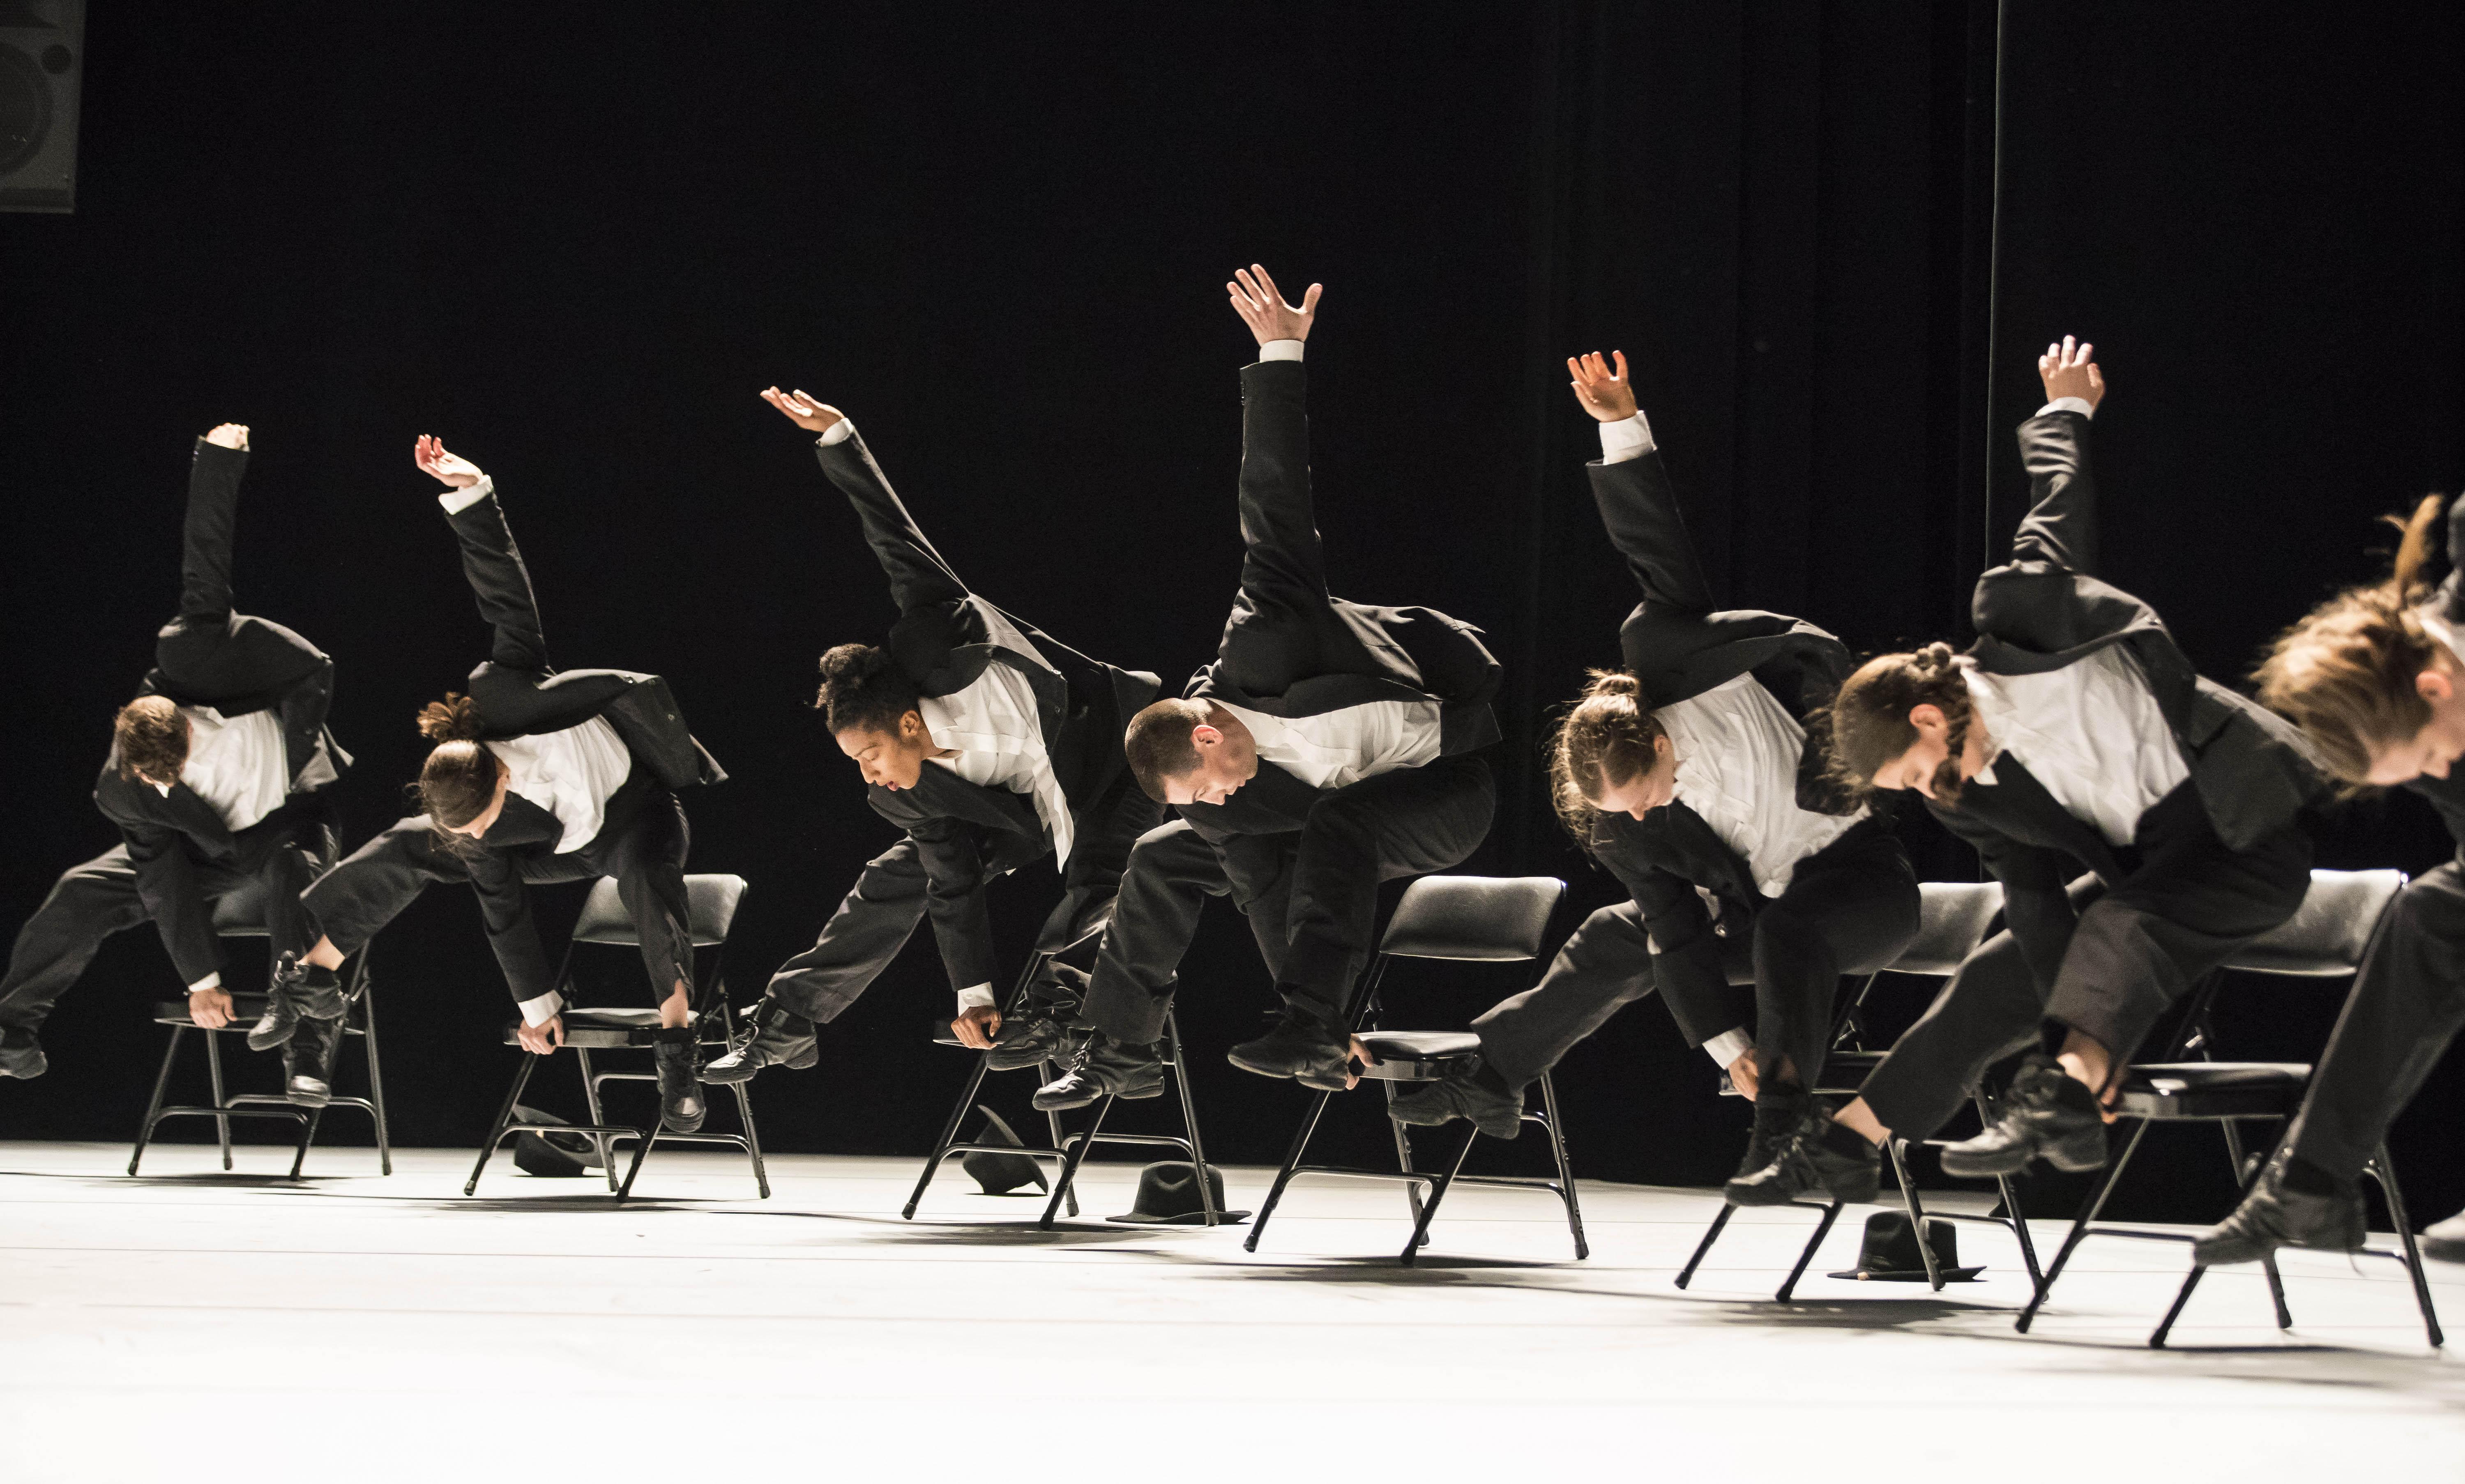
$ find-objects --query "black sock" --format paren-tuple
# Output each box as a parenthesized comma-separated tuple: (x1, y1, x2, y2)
(1820, 1120, 1873, 1159)
(2280, 1156, 2348, 1197)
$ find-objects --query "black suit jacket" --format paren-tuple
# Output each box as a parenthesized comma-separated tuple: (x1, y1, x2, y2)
(444, 486, 725, 788)
(817, 430, 1162, 992)
(94, 438, 351, 983)
(1931, 410, 2330, 987)
(1179, 359, 1502, 842)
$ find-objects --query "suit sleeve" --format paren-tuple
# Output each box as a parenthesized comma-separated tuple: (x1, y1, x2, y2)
(97, 796, 227, 987)
(1601, 852, 1731, 1048)
(1228, 360, 1332, 626)
(1930, 801, 2080, 993)
(2007, 411, 2099, 576)
(904, 815, 1004, 994)
(177, 439, 246, 624)
(816, 433, 971, 615)
(444, 489, 552, 674)
(462, 847, 562, 1007)
(1586, 452, 1714, 617)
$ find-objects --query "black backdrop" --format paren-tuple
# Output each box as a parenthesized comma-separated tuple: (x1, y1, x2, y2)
(3, 3, 2460, 1222)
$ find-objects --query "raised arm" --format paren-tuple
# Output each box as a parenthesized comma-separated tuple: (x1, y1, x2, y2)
(1569, 350, 1713, 615)
(760, 388, 968, 614)
(2007, 337, 2107, 575)
(417, 436, 549, 674)
(177, 425, 250, 624)
(1225, 265, 1332, 622)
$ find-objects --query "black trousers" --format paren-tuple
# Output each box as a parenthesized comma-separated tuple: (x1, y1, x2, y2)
(1472, 827, 1918, 1091)
(1860, 794, 2313, 1141)
(2281, 860, 2465, 1180)
(1081, 753, 1497, 1042)
(304, 783, 692, 1009)
(0, 804, 333, 1033)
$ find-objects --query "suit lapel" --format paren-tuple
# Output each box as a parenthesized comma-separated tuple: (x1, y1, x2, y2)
(1958, 759, 2121, 879)
(894, 764, 1043, 838)
(1180, 759, 1319, 836)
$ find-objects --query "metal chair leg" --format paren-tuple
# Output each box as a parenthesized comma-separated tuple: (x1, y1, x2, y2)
(2151, 1264, 2206, 1348)
(356, 965, 392, 1176)
(614, 1123, 656, 1200)
(903, 1043, 995, 1220)
(733, 1081, 770, 1199)
(1776, 1201, 1845, 1302)
(2017, 1119, 2145, 1333)
(2258, 1252, 2294, 1330)
(464, 1054, 537, 1196)
(576, 1047, 617, 1194)
(1041, 1060, 1079, 1219)
(1889, 1139, 1945, 1291)
(288, 1107, 323, 1179)
(1674, 1203, 1735, 1289)
(1537, 1072, 1587, 1260)
(1398, 1123, 1481, 1266)
(1161, 1012, 1217, 1227)
(1244, 1087, 1335, 1253)
(204, 1029, 233, 1170)
(1039, 1096, 1114, 1230)
(1386, 1086, 1429, 1236)
(129, 1025, 186, 1176)
(2367, 1144, 2445, 1347)
(1972, 1087, 2043, 1284)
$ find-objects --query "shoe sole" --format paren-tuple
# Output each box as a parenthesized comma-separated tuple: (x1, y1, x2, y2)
(2043, 1132, 2109, 1174)
(1723, 1181, 1808, 1208)
(288, 1083, 332, 1109)
(246, 1023, 298, 1053)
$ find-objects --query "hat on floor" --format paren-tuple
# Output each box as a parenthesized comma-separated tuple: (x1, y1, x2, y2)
(1107, 1162, 1249, 1225)
(511, 1105, 599, 1178)
(961, 1106, 1048, 1196)
(1828, 1210, 1984, 1282)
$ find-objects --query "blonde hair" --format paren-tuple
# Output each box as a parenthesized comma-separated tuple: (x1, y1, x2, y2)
(1547, 670, 1665, 839)
(2255, 495, 2446, 788)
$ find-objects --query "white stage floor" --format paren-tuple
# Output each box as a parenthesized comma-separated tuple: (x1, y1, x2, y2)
(3, 1141, 2459, 1481)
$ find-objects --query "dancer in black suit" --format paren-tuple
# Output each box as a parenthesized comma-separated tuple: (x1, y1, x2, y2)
(2191, 490, 2465, 1263)
(1757, 340, 2329, 1203)
(1036, 266, 1501, 1107)
(0, 425, 352, 1102)
(700, 390, 1161, 1086)
(295, 438, 724, 1132)
(1384, 352, 1918, 1193)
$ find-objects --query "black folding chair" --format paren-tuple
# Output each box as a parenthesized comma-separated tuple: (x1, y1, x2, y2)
(128, 879, 389, 1178)
(465, 874, 765, 1201)
(2014, 867, 2444, 1348)
(1243, 874, 1577, 1265)
(904, 930, 1219, 1229)
(1676, 881, 2038, 1300)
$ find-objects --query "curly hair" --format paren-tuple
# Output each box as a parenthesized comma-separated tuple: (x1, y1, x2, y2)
(415, 693, 502, 831)
(1546, 670, 1666, 840)
(1822, 641, 1973, 804)
(114, 695, 189, 785)
(815, 644, 922, 737)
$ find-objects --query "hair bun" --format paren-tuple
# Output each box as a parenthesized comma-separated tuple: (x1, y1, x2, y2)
(416, 692, 484, 743)
(817, 642, 893, 699)
(1911, 641, 1957, 675)
(1580, 668, 1645, 703)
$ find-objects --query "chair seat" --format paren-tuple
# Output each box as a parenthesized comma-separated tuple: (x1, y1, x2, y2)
(2115, 1060, 2311, 1118)
(1356, 1030, 1481, 1081)
(498, 1006, 714, 1050)
(151, 995, 363, 1036)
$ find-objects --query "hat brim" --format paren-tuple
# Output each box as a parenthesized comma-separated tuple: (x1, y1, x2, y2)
(1826, 1264, 1986, 1283)
(1105, 1208, 1252, 1226)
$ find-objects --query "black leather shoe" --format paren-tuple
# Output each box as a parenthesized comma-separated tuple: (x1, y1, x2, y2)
(2192, 1166, 2367, 1266)
(1937, 1054, 2106, 1178)
(652, 1028, 707, 1133)
(1032, 1032, 1164, 1111)
(986, 1012, 1078, 1072)
(247, 955, 347, 1052)
(1726, 1085, 1811, 1186)
(700, 1001, 816, 1085)
(1386, 1061, 1523, 1140)
(1726, 1104, 1881, 1207)
(283, 1015, 345, 1108)
(0, 1025, 45, 1080)
(1226, 1009, 1349, 1086)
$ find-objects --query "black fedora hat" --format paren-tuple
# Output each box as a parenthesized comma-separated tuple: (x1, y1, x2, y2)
(960, 1106, 1049, 1196)
(1827, 1210, 1984, 1282)
(1106, 1161, 1250, 1225)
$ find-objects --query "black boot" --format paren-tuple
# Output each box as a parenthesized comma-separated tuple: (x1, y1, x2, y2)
(1725, 1103, 1881, 1207)
(1386, 1058, 1523, 1140)
(0, 1024, 46, 1080)
(700, 1000, 817, 1086)
(987, 964, 1086, 1072)
(652, 1026, 707, 1134)
(1226, 1006, 1350, 1088)
(247, 954, 347, 1052)
(1725, 1084, 1811, 1186)
(1032, 1031, 1164, 1111)
(2192, 1161, 2367, 1266)
(282, 1014, 345, 1108)
(1938, 1054, 2106, 1178)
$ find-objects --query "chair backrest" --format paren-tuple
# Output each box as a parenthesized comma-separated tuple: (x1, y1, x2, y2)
(1889, 881, 2006, 978)
(208, 878, 270, 938)
(1376, 875, 1566, 962)
(571, 873, 749, 948)
(2223, 867, 2407, 978)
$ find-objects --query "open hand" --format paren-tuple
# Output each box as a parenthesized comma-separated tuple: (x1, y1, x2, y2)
(760, 387, 846, 435)
(1726, 1049, 1760, 1103)
(203, 423, 249, 451)
(187, 987, 235, 1030)
(1227, 264, 1321, 346)
(951, 1005, 1003, 1051)
(1566, 350, 1638, 422)
(2038, 335, 2105, 409)
(516, 1014, 566, 1055)
(414, 435, 485, 489)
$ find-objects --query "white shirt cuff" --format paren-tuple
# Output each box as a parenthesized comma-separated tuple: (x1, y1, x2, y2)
(2038, 396, 2095, 420)
(517, 989, 564, 1027)
(955, 984, 996, 1012)
(1597, 411, 1656, 462)
(816, 419, 856, 447)
(438, 475, 494, 514)
(187, 971, 222, 994)
(1257, 340, 1304, 363)
(1702, 1027, 1753, 1067)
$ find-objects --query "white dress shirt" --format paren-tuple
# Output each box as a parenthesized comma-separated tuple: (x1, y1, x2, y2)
(159, 705, 295, 993)
(1219, 699, 1443, 792)
(486, 717, 634, 855)
(1960, 646, 2188, 849)
(1657, 674, 1868, 900)
(920, 666, 1074, 867)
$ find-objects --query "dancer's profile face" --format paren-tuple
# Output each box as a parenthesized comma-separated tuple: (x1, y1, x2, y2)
(839, 713, 930, 791)
(1588, 734, 1677, 819)
(2367, 663, 2465, 785)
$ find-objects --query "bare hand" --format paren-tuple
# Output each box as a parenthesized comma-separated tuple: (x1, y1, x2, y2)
(187, 987, 235, 1030)
(2038, 335, 2105, 409)
(516, 1014, 566, 1055)
(1726, 1049, 1760, 1103)
(1566, 350, 1638, 423)
(1342, 1034, 1380, 1092)
(1227, 264, 1322, 346)
(414, 434, 485, 489)
(203, 423, 249, 451)
(760, 387, 847, 435)
(951, 1005, 1003, 1051)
